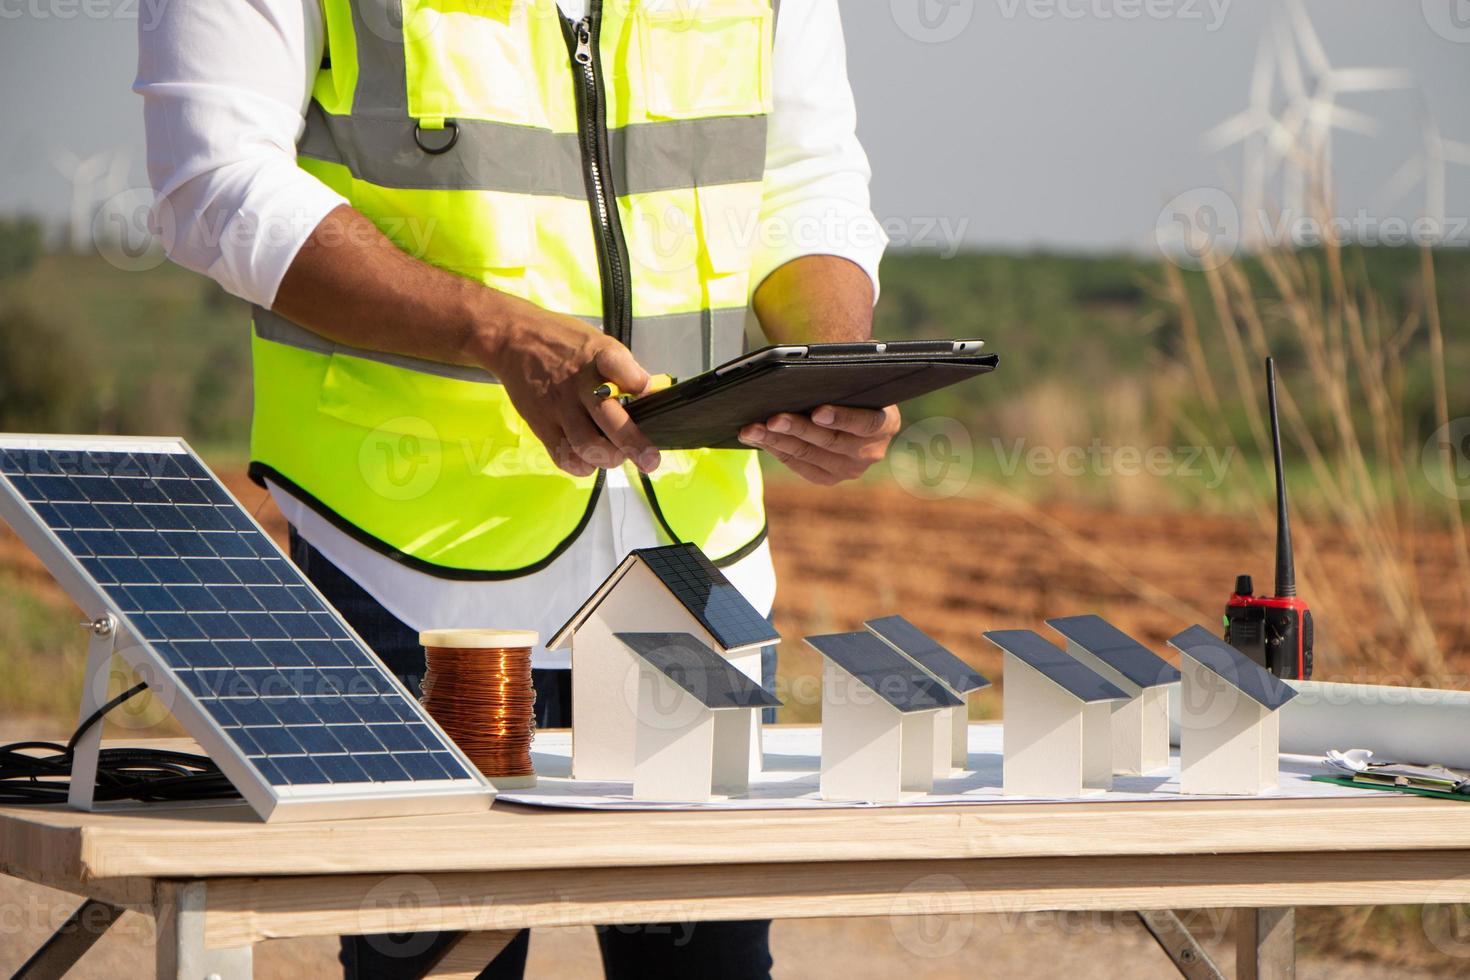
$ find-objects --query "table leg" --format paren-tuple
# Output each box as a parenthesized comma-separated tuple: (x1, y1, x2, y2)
(12, 898, 124, 980)
(154, 882, 253, 980)
(420, 930, 520, 980)
(1235, 907, 1295, 980)
(1135, 910, 1225, 980)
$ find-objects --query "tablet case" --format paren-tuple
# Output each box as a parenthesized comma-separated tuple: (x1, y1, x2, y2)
(627, 347, 999, 450)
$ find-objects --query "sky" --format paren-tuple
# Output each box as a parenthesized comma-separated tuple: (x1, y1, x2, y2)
(0, 0, 1466, 255)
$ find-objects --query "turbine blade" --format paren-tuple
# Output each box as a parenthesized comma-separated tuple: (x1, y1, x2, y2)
(1202, 111, 1264, 149)
(1379, 158, 1424, 203)
(1250, 37, 1276, 108)
(1287, 0, 1331, 77)
(1325, 68, 1415, 93)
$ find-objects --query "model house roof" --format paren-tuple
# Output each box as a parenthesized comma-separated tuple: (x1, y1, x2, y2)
(616, 632, 782, 710)
(1046, 614, 1181, 689)
(806, 631, 963, 713)
(1168, 625, 1299, 711)
(547, 543, 780, 652)
(865, 615, 991, 694)
(984, 629, 1129, 703)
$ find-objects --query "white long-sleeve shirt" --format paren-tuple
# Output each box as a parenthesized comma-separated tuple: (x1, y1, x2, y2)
(136, 0, 884, 668)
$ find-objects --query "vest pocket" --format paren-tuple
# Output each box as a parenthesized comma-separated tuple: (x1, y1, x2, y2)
(316, 351, 528, 451)
(638, 0, 773, 120)
(401, 0, 538, 126)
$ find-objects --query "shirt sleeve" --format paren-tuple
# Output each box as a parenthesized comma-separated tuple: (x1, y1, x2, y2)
(750, 0, 886, 299)
(135, 0, 347, 308)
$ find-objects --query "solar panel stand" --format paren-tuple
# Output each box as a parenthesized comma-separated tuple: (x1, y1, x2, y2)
(863, 617, 992, 777)
(1046, 616, 1181, 778)
(1168, 625, 1298, 796)
(1001, 652, 1115, 798)
(818, 659, 941, 802)
(1060, 639, 1172, 777)
(630, 670, 759, 803)
(67, 614, 120, 813)
(1176, 654, 1283, 796)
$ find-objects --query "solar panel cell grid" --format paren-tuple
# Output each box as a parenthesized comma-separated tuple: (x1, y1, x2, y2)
(0, 445, 474, 791)
(637, 545, 780, 651)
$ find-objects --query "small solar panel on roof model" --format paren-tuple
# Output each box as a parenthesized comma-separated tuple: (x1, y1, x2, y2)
(616, 633, 781, 710)
(806, 631, 963, 713)
(864, 615, 990, 694)
(983, 630, 1129, 703)
(1046, 614, 1180, 689)
(0, 436, 491, 821)
(632, 544, 780, 651)
(1168, 625, 1299, 711)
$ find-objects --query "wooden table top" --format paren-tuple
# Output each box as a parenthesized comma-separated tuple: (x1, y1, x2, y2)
(3, 732, 1466, 887)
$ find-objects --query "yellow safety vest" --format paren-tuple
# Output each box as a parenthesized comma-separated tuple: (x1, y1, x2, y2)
(250, 0, 772, 578)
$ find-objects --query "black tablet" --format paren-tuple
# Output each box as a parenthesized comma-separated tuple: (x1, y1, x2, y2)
(626, 340, 998, 450)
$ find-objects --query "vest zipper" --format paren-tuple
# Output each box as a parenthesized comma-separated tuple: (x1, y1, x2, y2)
(564, 5, 634, 348)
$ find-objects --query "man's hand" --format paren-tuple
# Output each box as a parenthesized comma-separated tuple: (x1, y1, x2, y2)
(738, 404, 900, 485)
(482, 299, 662, 478)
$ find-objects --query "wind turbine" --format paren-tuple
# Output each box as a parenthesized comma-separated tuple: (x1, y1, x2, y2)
(1201, 37, 1296, 230)
(1380, 91, 1470, 238)
(50, 146, 133, 254)
(1276, 0, 1412, 214)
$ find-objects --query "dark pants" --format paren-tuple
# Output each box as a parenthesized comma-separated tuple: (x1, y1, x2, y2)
(288, 529, 775, 980)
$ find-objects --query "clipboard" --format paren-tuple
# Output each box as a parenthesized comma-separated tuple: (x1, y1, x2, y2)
(626, 340, 999, 450)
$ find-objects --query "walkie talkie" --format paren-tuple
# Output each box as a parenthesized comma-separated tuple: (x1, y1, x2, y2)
(1224, 358, 1314, 680)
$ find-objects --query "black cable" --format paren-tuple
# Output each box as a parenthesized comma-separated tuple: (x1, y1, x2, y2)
(0, 682, 241, 807)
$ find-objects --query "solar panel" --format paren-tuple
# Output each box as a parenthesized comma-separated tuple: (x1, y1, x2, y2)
(0, 436, 491, 821)
(864, 615, 990, 694)
(1046, 615, 1180, 689)
(805, 631, 963, 713)
(616, 633, 782, 710)
(1168, 625, 1298, 711)
(635, 545, 780, 651)
(983, 630, 1129, 704)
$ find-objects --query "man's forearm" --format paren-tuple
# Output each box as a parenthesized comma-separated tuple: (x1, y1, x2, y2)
(752, 254, 876, 345)
(273, 204, 507, 368)
(270, 204, 660, 476)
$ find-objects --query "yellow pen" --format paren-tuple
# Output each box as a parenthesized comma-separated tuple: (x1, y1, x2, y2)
(593, 374, 677, 400)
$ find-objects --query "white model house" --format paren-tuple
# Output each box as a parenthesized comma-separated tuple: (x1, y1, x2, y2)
(865, 615, 990, 776)
(1047, 615, 1180, 776)
(1169, 624, 1299, 796)
(806, 630, 963, 802)
(616, 632, 782, 802)
(984, 629, 1129, 797)
(546, 544, 779, 782)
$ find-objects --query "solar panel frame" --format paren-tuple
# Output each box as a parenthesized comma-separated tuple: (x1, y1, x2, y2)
(634, 545, 781, 652)
(1045, 614, 1181, 690)
(805, 631, 964, 713)
(864, 615, 991, 694)
(0, 435, 493, 822)
(1167, 624, 1299, 711)
(615, 632, 782, 710)
(982, 629, 1130, 704)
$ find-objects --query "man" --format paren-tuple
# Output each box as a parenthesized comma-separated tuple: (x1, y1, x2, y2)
(138, 0, 892, 975)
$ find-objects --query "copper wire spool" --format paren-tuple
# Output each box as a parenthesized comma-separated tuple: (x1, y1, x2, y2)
(418, 629, 538, 790)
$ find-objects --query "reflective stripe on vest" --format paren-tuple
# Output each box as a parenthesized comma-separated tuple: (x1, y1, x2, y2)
(249, 0, 772, 576)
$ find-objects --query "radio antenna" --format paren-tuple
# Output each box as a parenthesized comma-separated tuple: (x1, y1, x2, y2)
(1266, 358, 1296, 598)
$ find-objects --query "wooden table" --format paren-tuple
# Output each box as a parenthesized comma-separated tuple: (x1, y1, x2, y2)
(5, 735, 1470, 980)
